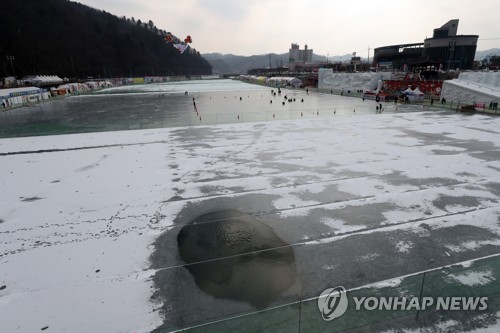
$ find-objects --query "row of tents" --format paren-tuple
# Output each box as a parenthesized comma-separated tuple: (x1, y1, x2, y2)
(1, 75, 64, 88)
(24, 75, 64, 86)
(1, 80, 114, 108)
(50, 80, 113, 95)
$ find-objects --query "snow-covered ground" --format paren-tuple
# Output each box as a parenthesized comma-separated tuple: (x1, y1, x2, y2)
(1, 110, 500, 332)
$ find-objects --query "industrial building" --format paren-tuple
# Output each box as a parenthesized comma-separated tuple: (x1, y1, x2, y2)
(373, 19, 478, 71)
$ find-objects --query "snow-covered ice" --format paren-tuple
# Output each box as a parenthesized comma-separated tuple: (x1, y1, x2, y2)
(1, 105, 500, 332)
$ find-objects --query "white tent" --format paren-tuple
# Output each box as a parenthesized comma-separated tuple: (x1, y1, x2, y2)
(24, 75, 63, 86)
(266, 77, 303, 88)
(403, 87, 424, 102)
(413, 87, 423, 95)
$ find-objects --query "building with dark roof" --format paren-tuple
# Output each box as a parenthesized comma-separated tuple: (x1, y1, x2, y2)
(373, 43, 424, 71)
(373, 19, 478, 71)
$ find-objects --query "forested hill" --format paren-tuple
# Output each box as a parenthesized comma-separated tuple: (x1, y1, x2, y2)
(0, 0, 212, 79)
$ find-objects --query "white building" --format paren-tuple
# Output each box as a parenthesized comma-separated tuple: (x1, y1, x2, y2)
(289, 43, 313, 63)
(0, 86, 50, 108)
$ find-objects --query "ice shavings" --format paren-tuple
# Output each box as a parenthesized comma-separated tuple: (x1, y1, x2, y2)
(272, 193, 319, 215)
(364, 276, 404, 289)
(359, 252, 380, 262)
(395, 240, 414, 253)
(320, 217, 365, 234)
(335, 177, 413, 198)
(445, 239, 500, 253)
(448, 269, 495, 286)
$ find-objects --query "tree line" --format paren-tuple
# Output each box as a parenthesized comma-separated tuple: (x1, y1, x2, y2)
(0, 0, 212, 80)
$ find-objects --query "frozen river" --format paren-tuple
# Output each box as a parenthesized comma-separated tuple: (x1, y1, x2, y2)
(1, 80, 500, 333)
(0, 79, 428, 138)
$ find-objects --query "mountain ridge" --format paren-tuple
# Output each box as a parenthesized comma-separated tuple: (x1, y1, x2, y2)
(201, 52, 356, 74)
(0, 0, 212, 79)
(203, 48, 500, 74)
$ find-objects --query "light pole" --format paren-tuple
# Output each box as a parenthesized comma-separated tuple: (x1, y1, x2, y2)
(6, 55, 16, 77)
(6, 55, 17, 87)
(368, 46, 371, 71)
(447, 39, 456, 71)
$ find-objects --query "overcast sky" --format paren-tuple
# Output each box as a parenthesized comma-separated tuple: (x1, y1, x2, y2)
(76, 0, 500, 57)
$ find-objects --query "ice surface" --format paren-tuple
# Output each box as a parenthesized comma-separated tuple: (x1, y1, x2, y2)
(1, 95, 500, 332)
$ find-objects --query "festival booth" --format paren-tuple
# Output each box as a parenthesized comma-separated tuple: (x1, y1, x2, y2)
(403, 87, 424, 103)
(1, 87, 45, 107)
(256, 76, 268, 85)
(54, 83, 91, 95)
(363, 80, 391, 101)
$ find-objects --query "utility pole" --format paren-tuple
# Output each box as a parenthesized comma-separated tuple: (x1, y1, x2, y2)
(368, 47, 371, 70)
(6, 55, 15, 76)
(70, 55, 77, 80)
(6, 56, 17, 87)
(6, 55, 16, 86)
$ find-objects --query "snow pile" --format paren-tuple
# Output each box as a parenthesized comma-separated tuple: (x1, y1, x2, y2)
(460, 72, 500, 87)
(441, 71, 500, 104)
(318, 69, 392, 92)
